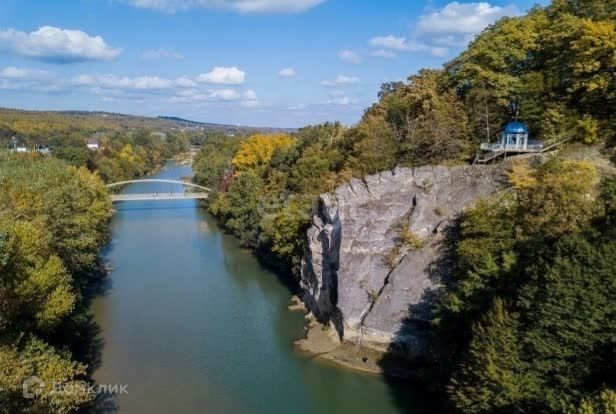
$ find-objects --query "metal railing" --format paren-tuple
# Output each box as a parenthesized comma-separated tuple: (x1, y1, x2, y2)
(475, 136, 570, 164)
(474, 150, 505, 164)
(480, 142, 544, 152)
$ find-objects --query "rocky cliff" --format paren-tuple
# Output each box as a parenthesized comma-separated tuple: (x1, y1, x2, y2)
(299, 165, 503, 362)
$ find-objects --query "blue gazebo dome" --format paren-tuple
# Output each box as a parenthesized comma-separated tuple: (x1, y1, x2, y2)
(504, 122, 529, 134)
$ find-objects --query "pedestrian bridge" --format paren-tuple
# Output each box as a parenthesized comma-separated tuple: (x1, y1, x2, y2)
(106, 179, 212, 202)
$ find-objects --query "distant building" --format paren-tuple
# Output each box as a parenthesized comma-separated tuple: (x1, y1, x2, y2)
(86, 139, 100, 150)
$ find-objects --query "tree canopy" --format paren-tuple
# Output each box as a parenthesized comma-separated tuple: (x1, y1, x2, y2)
(0, 152, 112, 412)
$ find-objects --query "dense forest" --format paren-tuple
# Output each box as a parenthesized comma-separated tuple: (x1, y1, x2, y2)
(0, 153, 113, 412)
(193, 1, 615, 412)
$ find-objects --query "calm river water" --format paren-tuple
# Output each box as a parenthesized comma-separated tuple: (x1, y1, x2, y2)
(90, 162, 427, 413)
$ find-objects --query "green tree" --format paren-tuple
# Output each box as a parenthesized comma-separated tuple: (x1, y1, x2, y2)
(259, 197, 314, 275)
(569, 389, 616, 414)
(436, 193, 518, 325)
(550, 0, 616, 20)
(193, 134, 243, 189)
(377, 69, 472, 165)
(52, 146, 95, 169)
(449, 298, 529, 413)
(519, 235, 616, 411)
(210, 171, 265, 247)
(0, 152, 113, 413)
(0, 338, 94, 413)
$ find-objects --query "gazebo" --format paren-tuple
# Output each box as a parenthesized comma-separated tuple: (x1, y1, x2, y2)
(479, 122, 544, 153)
(500, 121, 529, 150)
(475, 120, 569, 164)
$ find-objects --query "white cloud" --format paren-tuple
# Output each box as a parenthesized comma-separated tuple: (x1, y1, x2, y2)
(0, 26, 121, 63)
(243, 89, 257, 100)
(176, 88, 200, 97)
(278, 67, 296, 78)
(369, 35, 408, 51)
(241, 89, 260, 107)
(0, 66, 62, 92)
(287, 104, 306, 111)
(417, 2, 519, 34)
(321, 75, 359, 87)
(337, 49, 362, 64)
(367, 3, 518, 58)
(369, 49, 396, 59)
(369, 35, 448, 57)
(241, 100, 260, 108)
(71, 74, 178, 90)
(141, 48, 184, 60)
(327, 96, 355, 106)
(431, 34, 477, 47)
(209, 88, 241, 100)
(1, 63, 263, 111)
(197, 66, 246, 85)
(175, 76, 198, 87)
(0, 66, 49, 79)
(125, 0, 325, 13)
(326, 89, 355, 105)
(167, 87, 258, 105)
(168, 93, 209, 103)
(168, 87, 260, 107)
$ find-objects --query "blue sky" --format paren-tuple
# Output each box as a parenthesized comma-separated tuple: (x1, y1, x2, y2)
(0, 0, 546, 127)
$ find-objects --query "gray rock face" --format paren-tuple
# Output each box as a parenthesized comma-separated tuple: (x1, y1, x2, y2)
(300, 165, 502, 358)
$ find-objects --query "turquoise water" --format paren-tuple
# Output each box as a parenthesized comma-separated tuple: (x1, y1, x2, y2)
(90, 162, 427, 413)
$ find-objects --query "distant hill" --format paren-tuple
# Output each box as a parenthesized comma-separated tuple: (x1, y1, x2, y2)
(157, 115, 295, 134)
(0, 108, 295, 142)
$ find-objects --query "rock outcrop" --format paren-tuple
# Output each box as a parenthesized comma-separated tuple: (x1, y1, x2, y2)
(299, 165, 503, 360)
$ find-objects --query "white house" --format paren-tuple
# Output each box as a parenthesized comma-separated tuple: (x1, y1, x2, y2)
(86, 139, 100, 150)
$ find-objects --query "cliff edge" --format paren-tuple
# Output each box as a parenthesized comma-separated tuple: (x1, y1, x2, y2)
(298, 165, 504, 365)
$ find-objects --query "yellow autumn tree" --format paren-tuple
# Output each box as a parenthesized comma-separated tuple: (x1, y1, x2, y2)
(569, 19, 615, 108)
(232, 134, 295, 172)
(508, 158, 600, 238)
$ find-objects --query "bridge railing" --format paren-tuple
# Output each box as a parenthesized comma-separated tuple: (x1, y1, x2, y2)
(105, 179, 212, 192)
(110, 192, 209, 202)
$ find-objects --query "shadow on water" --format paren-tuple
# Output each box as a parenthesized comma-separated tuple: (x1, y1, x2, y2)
(215, 210, 300, 296)
(79, 272, 122, 414)
(376, 222, 462, 414)
(86, 392, 120, 414)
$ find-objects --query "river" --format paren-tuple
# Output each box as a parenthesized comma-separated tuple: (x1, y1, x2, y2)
(90, 162, 428, 413)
